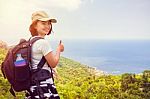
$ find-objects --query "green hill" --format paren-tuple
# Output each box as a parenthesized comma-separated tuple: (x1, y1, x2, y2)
(0, 48, 150, 99)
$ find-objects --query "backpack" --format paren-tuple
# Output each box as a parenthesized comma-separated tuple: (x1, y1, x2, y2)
(1, 37, 52, 97)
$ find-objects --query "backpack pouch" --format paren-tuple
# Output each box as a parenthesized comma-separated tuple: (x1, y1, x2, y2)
(13, 63, 31, 91)
(14, 63, 30, 82)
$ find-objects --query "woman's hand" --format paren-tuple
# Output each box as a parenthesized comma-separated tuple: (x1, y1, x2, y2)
(57, 40, 64, 52)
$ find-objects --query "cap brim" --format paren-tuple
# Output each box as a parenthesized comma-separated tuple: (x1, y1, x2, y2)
(38, 18, 57, 23)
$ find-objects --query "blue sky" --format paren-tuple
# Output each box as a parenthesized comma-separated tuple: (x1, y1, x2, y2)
(0, 0, 150, 45)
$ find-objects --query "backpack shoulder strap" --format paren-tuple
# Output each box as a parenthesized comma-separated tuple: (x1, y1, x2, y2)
(28, 37, 43, 66)
(37, 56, 54, 81)
(37, 56, 46, 69)
(29, 37, 43, 45)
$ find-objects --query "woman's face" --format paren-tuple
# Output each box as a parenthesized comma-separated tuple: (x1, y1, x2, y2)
(35, 20, 51, 36)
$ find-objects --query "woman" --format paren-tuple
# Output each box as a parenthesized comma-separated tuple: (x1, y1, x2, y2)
(26, 11, 64, 99)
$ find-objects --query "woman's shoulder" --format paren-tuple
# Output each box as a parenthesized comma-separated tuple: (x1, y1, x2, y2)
(31, 37, 49, 47)
(37, 38, 47, 43)
(31, 36, 48, 43)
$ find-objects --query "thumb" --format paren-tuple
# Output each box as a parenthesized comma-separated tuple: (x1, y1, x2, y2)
(59, 40, 62, 44)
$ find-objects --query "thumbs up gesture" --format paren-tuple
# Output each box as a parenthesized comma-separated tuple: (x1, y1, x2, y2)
(57, 40, 64, 52)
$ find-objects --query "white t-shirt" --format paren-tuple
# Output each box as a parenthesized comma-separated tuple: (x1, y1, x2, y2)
(31, 36, 53, 72)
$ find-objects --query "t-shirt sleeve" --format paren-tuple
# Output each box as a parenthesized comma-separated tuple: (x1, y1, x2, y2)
(38, 39, 53, 56)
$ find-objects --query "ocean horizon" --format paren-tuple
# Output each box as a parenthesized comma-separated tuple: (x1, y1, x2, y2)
(3, 39, 150, 75)
(52, 39, 150, 75)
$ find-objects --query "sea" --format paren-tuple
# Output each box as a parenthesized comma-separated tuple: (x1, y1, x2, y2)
(51, 39, 150, 75)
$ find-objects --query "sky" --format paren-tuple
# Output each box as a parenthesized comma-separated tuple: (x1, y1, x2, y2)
(0, 0, 150, 45)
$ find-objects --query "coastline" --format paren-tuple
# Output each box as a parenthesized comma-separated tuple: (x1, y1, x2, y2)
(87, 66, 106, 76)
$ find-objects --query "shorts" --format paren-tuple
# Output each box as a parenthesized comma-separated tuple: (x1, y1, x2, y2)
(25, 77, 60, 99)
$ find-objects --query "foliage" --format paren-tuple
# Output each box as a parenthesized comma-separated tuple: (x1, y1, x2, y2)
(0, 48, 150, 98)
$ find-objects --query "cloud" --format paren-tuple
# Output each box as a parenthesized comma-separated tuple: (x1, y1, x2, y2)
(0, 0, 86, 45)
(0, 0, 29, 22)
(29, 0, 83, 11)
(90, 0, 94, 3)
(0, 0, 85, 22)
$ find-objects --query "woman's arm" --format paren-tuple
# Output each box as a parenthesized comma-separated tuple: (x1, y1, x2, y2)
(45, 42, 64, 68)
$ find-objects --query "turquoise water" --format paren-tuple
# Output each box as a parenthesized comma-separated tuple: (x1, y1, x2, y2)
(52, 39, 150, 74)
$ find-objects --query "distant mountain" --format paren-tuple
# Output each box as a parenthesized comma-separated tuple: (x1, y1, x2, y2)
(0, 40, 8, 49)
